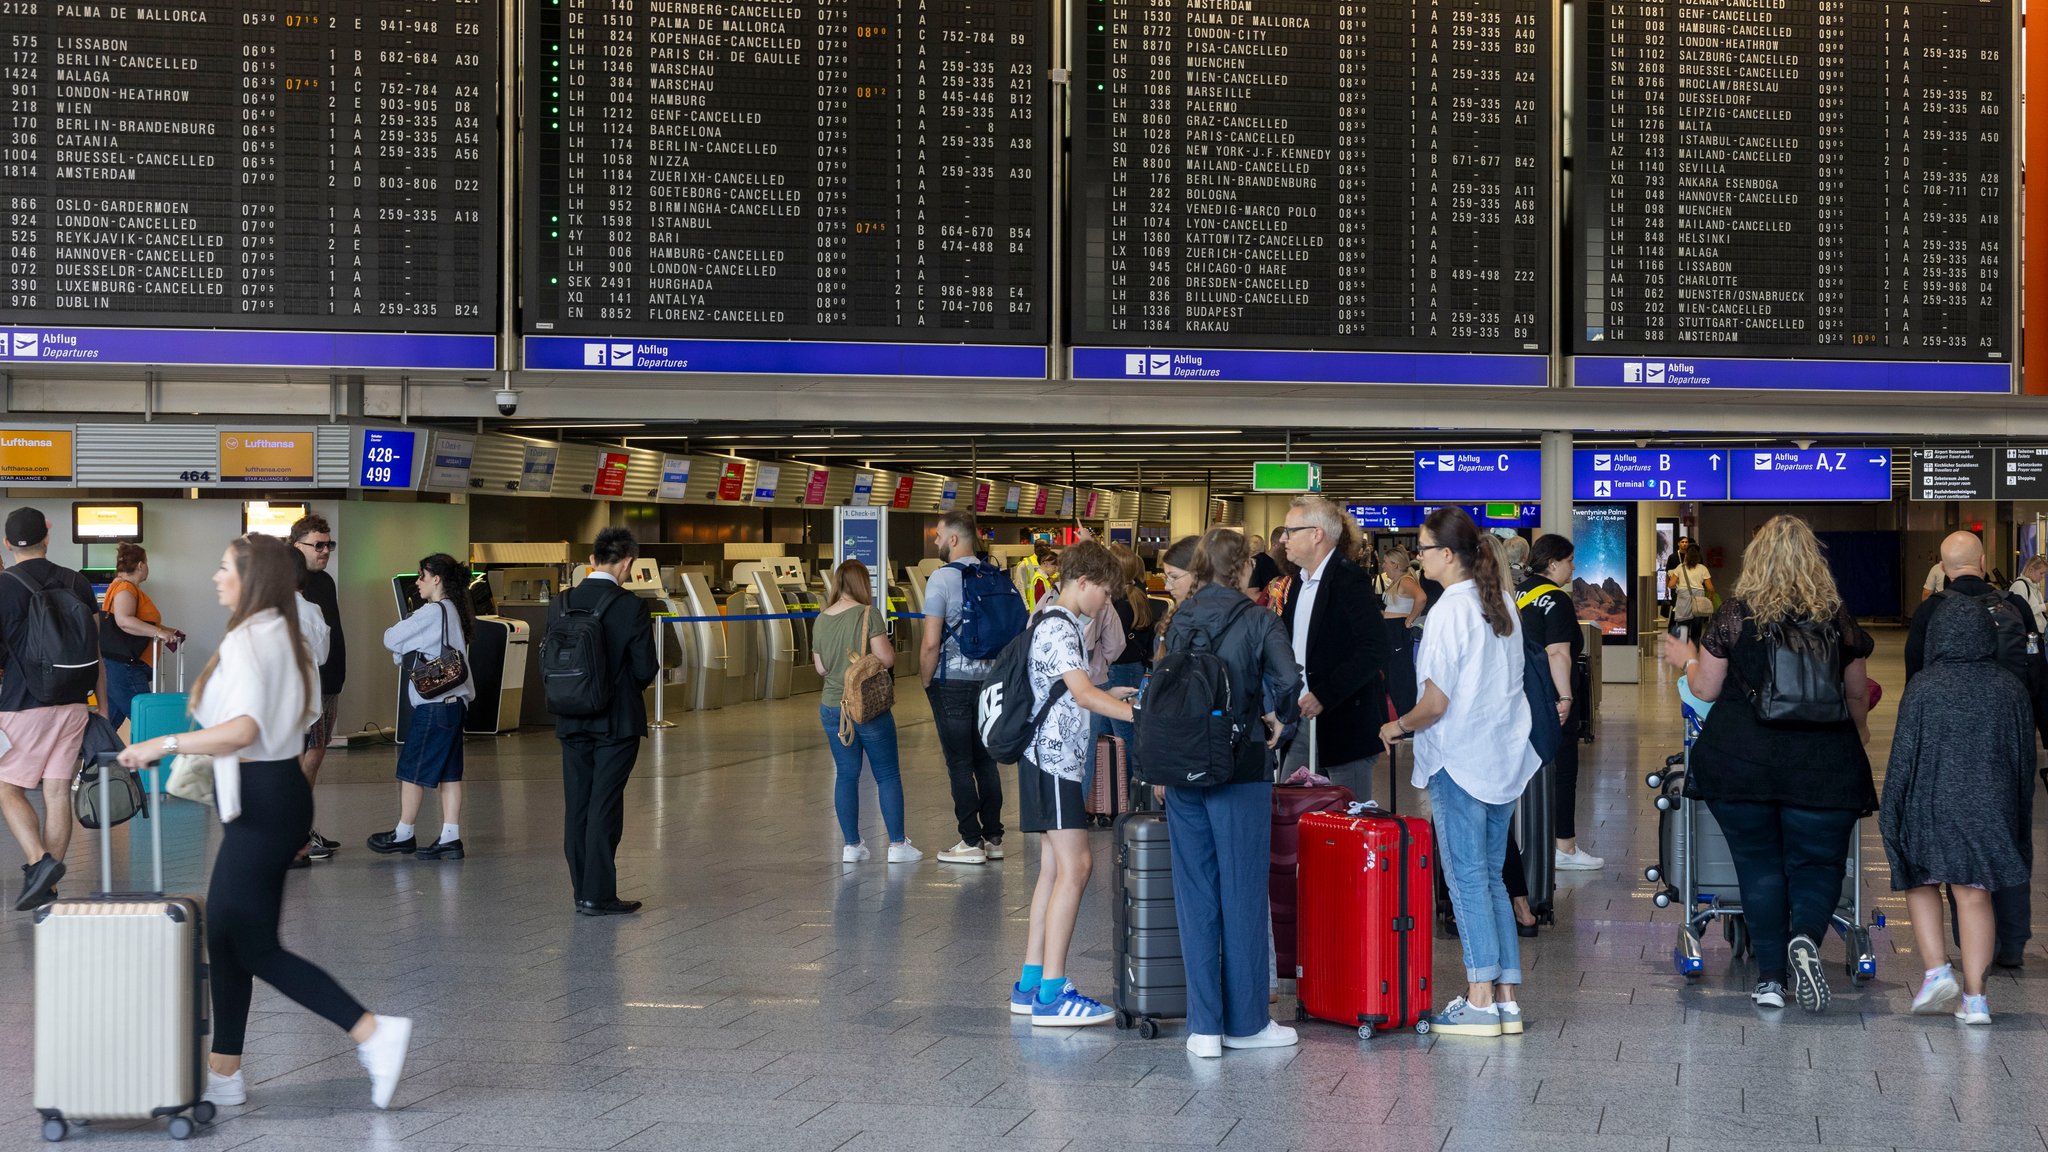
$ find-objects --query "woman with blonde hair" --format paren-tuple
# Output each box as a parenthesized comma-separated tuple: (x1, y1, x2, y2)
(2010, 553, 2048, 632)
(813, 559, 917, 863)
(1682, 515, 1875, 1015)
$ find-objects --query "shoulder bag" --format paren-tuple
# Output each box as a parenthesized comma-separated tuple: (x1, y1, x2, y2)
(409, 601, 469, 700)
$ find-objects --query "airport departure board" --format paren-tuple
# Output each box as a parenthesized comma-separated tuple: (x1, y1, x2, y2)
(524, 0, 1051, 343)
(1069, 0, 1553, 353)
(0, 2, 498, 332)
(1576, 0, 2014, 360)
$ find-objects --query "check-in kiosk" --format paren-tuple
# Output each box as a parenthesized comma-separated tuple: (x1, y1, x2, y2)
(477, 561, 571, 728)
(732, 561, 798, 700)
(389, 574, 523, 740)
(676, 571, 735, 711)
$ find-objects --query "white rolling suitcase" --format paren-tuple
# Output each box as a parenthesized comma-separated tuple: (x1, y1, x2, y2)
(33, 755, 211, 1142)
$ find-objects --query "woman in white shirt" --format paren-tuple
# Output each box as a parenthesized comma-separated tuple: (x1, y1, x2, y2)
(1379, 506, 1538, 1039)
(1666, 543, 1715, 626)
(2011, 555, 2048, 633)
(118, 535, 411, 1110)
(369, 553, 475, 860)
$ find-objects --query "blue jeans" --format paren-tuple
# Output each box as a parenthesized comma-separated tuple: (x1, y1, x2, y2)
(820, 706, 906, 845)
(1427, 770, 1522, 986)
(1087, 663, 1146, 794)
(105, 659, 151, 730)
(1706, 799, 1858, 983)
(1165, 780, 1274, 1037)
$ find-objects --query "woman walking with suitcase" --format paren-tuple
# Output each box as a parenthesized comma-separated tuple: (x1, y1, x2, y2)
(1160, 528, 1302, 1058)
(1379, 507, 1538, 1038)
(119, 534, 411, 1109)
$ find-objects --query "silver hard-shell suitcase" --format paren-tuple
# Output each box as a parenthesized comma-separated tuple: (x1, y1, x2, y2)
(33, 756, 211, 1143)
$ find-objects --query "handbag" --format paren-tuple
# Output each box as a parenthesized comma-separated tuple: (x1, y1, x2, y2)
(164, 752, 217, 807)
(839, 605, 895, 740)
(72, 753, 146, 829)
(408, 600, 468, 700)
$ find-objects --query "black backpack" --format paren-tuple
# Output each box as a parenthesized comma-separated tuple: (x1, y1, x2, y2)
(540, 581, 626, 718)
(1750, 614, 1848, 725)
(1938, 588, 2038, 684)
(4, 568, 99, 706)
(1522, 629, 1563, 763)
(1132, 598, 1254, 788)
(977, 611, 1071, 764)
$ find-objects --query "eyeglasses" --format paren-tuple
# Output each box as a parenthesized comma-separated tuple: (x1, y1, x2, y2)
(1163, 570, 1188, 584)
(302, 540, 337, 552)
(1417, 543, 1452, 554)
(1272, 525, 1320, 541)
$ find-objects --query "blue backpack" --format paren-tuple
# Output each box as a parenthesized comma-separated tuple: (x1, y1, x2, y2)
(941, 559, 1027, 662)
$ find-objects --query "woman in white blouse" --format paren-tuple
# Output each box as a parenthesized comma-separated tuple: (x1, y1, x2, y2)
(2011, 555, 2048, 633)
(1379, 507, 1539, 1040)
(120, 535, 412, 1110)
(368, 553, 475, 860)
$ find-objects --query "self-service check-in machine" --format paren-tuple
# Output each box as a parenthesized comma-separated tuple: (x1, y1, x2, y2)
(676, 570, 734, 711)
(389, 574, 526, 739)
(731, 560, 798, 700)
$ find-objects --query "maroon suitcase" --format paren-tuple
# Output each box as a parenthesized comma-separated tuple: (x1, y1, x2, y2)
(1295, 809, 1435, 1039)
(1270, 783, 1353, 979)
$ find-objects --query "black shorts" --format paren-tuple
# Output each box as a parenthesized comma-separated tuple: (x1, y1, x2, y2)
(1017, 762, 1089, 834)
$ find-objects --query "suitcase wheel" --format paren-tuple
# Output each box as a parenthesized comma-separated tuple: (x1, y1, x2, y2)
(1114, 1010, 1133, 1031)
(41, 1118, 65, 1143)
(1293, 1003, 1308, 1023)
(1357, 1023, 1375, 1040)
(1415, 1019, 1431, 1035)
(1137, 1017, 1160, 1040)
(191, 1102, 217, 1126)
(168, 1116, 195, 1141)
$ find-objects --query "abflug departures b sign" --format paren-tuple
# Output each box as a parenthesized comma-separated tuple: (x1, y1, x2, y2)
(1572, 449, 1729, 501)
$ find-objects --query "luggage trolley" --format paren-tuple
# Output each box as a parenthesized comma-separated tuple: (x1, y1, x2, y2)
(1643, 748, 1879, 984)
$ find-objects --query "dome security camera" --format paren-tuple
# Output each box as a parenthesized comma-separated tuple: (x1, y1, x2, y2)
(495, 388, 520, 416)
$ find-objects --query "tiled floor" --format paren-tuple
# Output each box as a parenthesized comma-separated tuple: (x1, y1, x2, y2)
(5, 628, 2048, 1151)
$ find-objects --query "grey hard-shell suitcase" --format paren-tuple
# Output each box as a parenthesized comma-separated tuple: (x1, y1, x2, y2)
(1112, 809, 1185, 1037)
(33, 757, 211, 1143)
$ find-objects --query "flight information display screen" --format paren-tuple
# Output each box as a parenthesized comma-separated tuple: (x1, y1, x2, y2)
(1068, 0, 1553, 353)
(1, 2, 498, 332)
(523, 0, 1050, 343)
(1575, 0, 2014, 360)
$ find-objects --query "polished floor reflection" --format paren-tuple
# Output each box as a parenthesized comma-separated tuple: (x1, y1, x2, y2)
(4, 629, 2047, 1152)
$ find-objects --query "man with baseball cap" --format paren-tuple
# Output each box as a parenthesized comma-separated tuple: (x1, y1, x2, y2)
(0, 507, 104, 910)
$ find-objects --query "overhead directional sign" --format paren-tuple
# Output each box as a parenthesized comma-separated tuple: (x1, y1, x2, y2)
(1911, 449, 1995, 501)
(1347, 505, 1422, 531)
(2001, 449, 2048, 501)
(1414, 451, 1542, 502)
(1731, 449, 1893, 502)
(1573, 449, 1729, 502)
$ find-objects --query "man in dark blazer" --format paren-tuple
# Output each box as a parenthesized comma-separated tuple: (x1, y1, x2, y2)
(554, 527, 659, 915)
(1278, 497, 1391, 801)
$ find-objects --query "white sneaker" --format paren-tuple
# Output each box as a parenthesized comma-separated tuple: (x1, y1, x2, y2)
(355, 1014, 413, 1110)
(886, 840, 922, 863)
(202, 1068, 246, 1107)
(842, 842, 871, 863)
(1186, 1033, 1222, 1058)
(984, 838, 1005, 860)
(1222, 1020, 1299, 1050)
(1555, 847, 1605, 871)
(1955, 994, 1992, 1026)
(937, 840, 987, 865)
(1910, 966, 1961, 1015)
(1751, 981, 1786, 1010)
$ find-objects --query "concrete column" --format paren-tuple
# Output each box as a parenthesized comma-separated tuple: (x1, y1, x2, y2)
(1540, 430, 1573, 540)
(1168, 485, 1210, 542)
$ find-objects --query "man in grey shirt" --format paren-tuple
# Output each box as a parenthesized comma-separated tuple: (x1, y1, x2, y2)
(920, 511, 1005, 865)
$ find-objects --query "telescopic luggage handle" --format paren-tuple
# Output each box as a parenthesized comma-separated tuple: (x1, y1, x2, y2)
(94, 751, 164, 898)
(150, 638, 184, 694)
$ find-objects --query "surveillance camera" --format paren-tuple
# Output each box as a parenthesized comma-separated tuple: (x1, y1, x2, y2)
(495, 388, 520, 417)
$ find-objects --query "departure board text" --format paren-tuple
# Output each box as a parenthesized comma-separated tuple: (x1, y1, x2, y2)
(524, 0, 1049, 343)
(1070, 0, 1553, 353)
(1, 1, 498, 333)
(1576, 0, 2013, 360)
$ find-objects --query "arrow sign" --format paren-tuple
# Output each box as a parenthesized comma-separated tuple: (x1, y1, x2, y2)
(1571, 449, 1731, 501)
(1413, 451, 1540, 501)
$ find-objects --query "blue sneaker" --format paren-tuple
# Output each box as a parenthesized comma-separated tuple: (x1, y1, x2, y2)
(1009, 982, 1036, 1016)
(1031, 982, 1113, 1027)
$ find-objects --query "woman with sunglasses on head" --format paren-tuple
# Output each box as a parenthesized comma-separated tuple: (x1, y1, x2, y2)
(1379, 507, 1539, 1038)
(118, 535, 411, 1110)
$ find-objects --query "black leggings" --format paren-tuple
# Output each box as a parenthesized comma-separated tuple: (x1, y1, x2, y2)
(1551, 737, 1581, 841)
(208, 759, 366, 1056)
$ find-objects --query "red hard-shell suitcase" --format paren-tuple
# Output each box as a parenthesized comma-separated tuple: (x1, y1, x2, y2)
(1294, 809, 1434, 1039)
(1269, 783, 1353, 979)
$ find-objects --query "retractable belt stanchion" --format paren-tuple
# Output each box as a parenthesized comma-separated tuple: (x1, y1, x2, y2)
(649, 612, 676, 730)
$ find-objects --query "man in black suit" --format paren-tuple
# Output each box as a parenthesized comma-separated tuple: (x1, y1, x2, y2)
(554, 527, 659, 916)
(1278, 497, 1390, 801)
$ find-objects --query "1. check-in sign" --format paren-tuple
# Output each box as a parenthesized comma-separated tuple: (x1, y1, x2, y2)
(1572, 449, 1730, 501)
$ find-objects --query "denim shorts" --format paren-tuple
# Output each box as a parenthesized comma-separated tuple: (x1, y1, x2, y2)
(396, 699, 466, 788)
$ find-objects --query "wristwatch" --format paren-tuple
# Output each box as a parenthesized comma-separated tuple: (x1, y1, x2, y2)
(161, 734, 179, 756)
